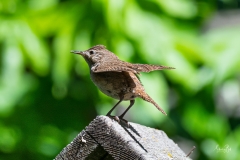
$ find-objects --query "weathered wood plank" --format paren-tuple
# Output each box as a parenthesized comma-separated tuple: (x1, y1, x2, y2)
(55, 116, 191, 160)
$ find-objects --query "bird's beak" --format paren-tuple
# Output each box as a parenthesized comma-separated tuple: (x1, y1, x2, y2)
(71, 50, 84, 55)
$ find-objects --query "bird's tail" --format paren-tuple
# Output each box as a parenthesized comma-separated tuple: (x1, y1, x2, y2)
(140, 93, 167, 115)
(130, 64, 175, 73)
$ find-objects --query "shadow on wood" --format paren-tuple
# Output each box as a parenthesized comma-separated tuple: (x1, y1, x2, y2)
(55, 116, 191, 160)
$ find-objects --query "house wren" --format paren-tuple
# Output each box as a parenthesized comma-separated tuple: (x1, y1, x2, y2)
(71, 45, 174, 121)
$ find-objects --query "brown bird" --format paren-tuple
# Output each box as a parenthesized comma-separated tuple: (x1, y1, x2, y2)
(71, 45, 174, 122)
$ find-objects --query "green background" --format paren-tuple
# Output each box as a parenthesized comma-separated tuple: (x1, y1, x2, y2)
(0, 0, 240, 159)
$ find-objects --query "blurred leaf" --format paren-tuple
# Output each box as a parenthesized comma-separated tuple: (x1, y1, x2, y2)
(182, 102, 230, 143)
(156, 0, 197, 18)
(0, 123, 19, 153)
(0, 1, 239, 160)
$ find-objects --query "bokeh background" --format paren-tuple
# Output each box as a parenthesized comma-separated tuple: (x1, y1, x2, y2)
(0, 0, 240, 160)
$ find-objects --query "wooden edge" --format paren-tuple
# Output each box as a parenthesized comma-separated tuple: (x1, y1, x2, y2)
(55, 116, 192, 160)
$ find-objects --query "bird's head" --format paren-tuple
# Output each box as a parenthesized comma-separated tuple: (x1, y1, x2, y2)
(71, 45, 117, 67)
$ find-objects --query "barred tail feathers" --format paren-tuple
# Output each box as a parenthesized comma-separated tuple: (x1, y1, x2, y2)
(140, 93, 167, 115)
(131, 64, 175, 73)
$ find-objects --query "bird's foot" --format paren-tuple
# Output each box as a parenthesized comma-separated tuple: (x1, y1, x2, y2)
(119, 116, 129, 127)
(106, 115, 129, 127)
(106, 115, 120, 123)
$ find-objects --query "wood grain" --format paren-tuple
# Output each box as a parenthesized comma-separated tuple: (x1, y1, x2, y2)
(55, 116, 191, 160)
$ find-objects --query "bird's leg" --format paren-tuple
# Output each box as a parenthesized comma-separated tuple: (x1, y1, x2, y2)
(106, 95, 124, 122)
(119, 100, 135, 125)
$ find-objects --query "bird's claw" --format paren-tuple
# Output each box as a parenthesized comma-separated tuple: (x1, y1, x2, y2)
(120, 119, 129, 127)
(107, 115, 120, 123)
(119, 117, 129, 127)
(107, 115, 129, 127)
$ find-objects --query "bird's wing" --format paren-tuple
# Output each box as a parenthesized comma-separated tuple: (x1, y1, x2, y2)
(91, 62, 175, 73)
(91, 62, 138, 73)
(130, 64, 175, 73)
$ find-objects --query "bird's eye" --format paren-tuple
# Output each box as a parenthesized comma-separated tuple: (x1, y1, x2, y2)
(89, 50, 95, 55)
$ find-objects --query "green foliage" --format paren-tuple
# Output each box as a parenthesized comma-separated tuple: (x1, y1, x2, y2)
(0, 0, 240, 159)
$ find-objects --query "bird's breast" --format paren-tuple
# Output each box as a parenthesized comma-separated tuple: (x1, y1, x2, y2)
(90, 71, 144, 100)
